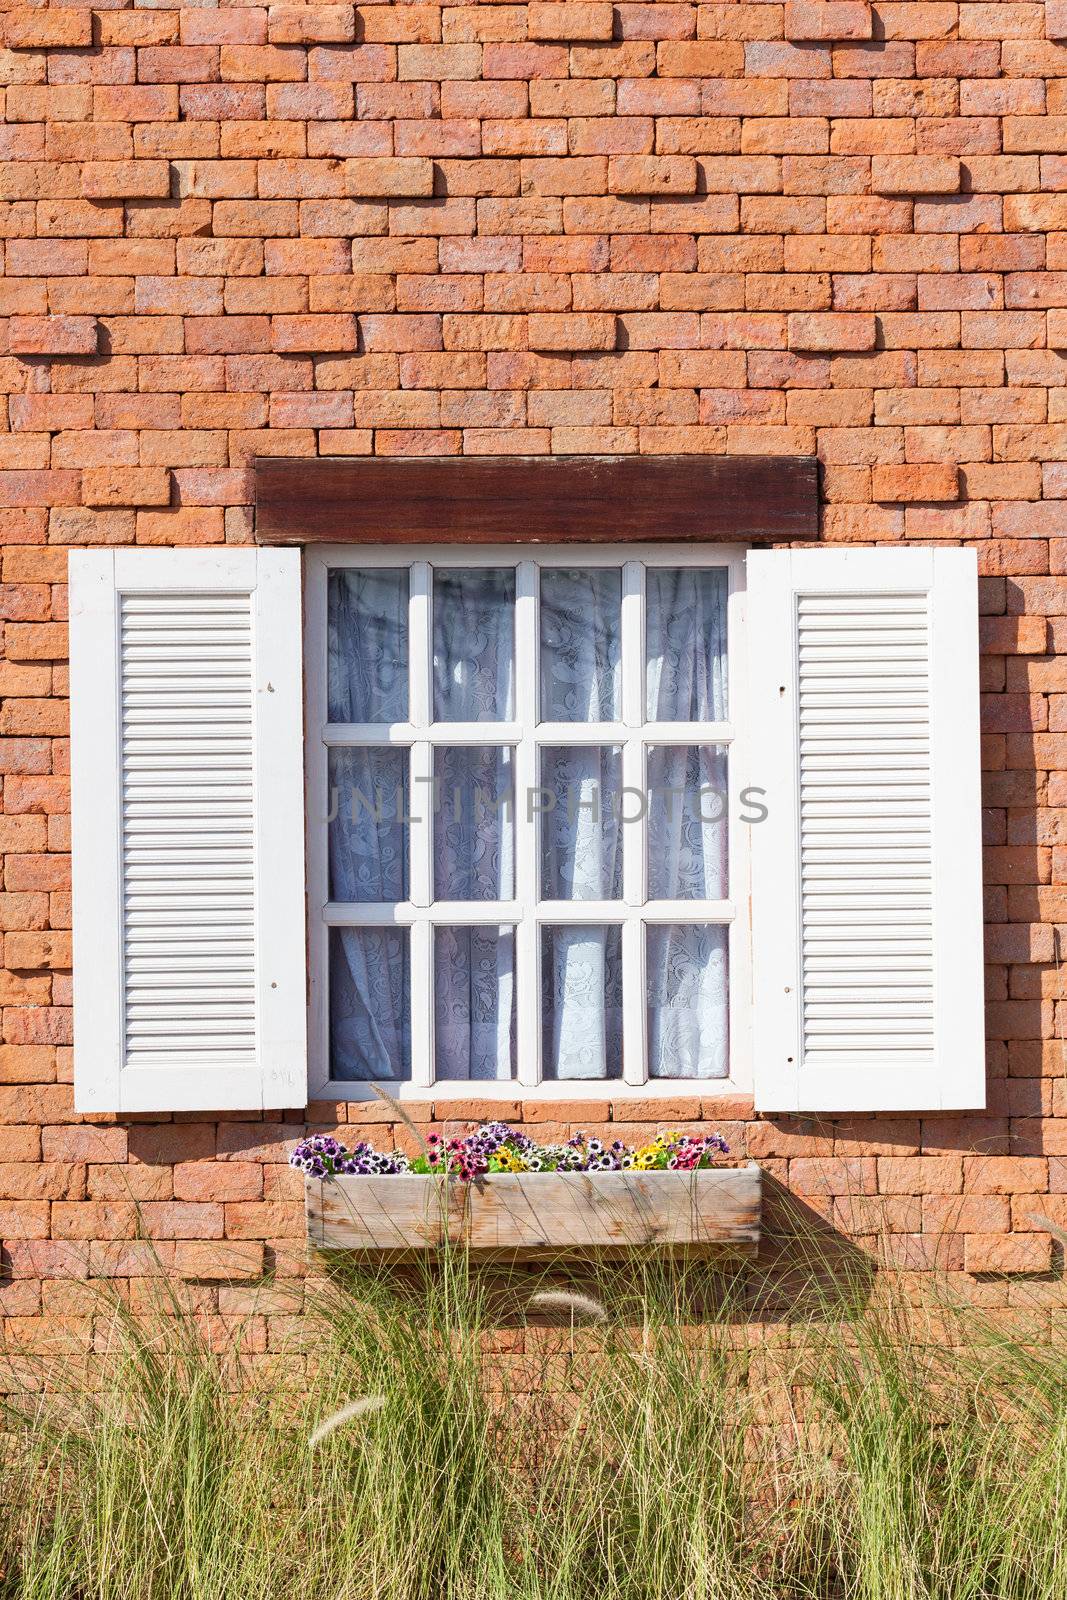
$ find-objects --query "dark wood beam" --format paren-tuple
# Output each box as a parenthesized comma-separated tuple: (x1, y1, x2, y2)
(255, 454, 819, 544)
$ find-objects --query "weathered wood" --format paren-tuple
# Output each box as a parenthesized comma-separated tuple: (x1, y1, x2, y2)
(255, 456, 818, 545)
(306, 1165, 762, 1258)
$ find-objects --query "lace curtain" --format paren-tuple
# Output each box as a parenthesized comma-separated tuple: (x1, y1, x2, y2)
(326, 571, 411, 1078)
(646, 568, 729, 1079)
(326, 564, 728, 1082)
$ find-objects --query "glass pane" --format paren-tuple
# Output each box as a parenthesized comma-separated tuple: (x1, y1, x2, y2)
(647, 745, 728, 900)
(541, 924, 622, 1081)
(435, 926, 516, 1081)
(540, 567, 622, 722)
(646, 567, 728, 721)
(328, 746, 408, 903)
(327, 568, 408, 724)
(330, 926, 410, 1080)
(647, 923, 728, 1079)
(433, 745, 515, 901)
(433, 568, 515, 722)
(540, 746, 622, 900)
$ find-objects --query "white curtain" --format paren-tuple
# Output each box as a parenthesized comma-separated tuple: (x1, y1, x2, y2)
(326, 565, 728, 1082)
(433, 567, 515, 721)
(430, 572, 517, 1077)
(327, 569, 413, 1079)
(645, 568, 729, 1078)
(433, 742, 516, 1079)
(540, 741, 623, 1080)
(539, 569, 624, 1079)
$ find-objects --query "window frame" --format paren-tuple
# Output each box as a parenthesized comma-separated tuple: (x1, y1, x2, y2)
(305, 542, 752, 1103)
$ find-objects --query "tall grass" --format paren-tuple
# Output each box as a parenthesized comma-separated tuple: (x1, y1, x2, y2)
(0, 1249, 1064, 1600)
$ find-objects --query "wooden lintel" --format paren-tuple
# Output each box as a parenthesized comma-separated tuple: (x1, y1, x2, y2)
(255, 454, 819, 545)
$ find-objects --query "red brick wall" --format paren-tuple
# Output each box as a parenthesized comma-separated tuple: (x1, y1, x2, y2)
(1, 0, 1066, 1351)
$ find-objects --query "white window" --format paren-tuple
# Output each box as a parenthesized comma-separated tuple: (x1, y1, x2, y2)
(305, 545, 750, 1101)
(69, 543, 986, 1116)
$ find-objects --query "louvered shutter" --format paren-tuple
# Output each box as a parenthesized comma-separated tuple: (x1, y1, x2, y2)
(70, 549, 307, 1113)
(748, 548, 984, 1114)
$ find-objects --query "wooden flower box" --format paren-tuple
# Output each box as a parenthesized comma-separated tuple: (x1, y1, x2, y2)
(305, 1164, 762, 1259)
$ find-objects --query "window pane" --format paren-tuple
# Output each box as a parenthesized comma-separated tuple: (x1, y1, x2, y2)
(540, 745, 623, 900)
(434, 745, 515, 901)
(540, 567, 622, 722)
(330, 926, 410, 1081)
(646, 567, 728, 721)
(435, 926, 516, 1080)
(541, 924, 622, 1081)
(328, 746, 408, 903)
(328, 568, 408, 724)
(647, 745, 728, 900)
(647, 923, 728, 1079)
(433, 568, 515, 722)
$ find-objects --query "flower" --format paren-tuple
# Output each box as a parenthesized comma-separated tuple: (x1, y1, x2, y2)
(288, 1121, 728, 1179)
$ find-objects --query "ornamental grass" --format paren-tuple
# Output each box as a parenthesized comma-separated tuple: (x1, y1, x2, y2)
(0, 1244, 1065, 1600)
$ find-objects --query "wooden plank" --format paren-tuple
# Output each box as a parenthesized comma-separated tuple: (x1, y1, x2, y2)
(255, 456, 818, 545)
(305, 1164, 762, 1258)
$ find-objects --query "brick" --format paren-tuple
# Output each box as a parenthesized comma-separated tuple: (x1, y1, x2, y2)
(872, 156, 962, 195)
(3, 9, 93, 48)
(81, 163, 173, 201)
(42, 1126, 127, 1163)
(273, 315, 358, 353)
(82, 469, 171, 508)
(223, 1201, 303, 1240)
(174, 1162, 263, 1202)
(268, 6, 356, 44)
(872, 464, 960, 502)
(789, 1157, 877, 1195)
(1004, 117, 1067, 154)
(787, 312, 877, 351)
(964, 1234, 1053, 1273)
(8, 317, 98, 358)
(528, 4, 615, 39)
(608, 156, 698, 195)
(528, 312, 617, 350)
(964, 1156, 1048, 1193)
(877, 1156, 963, 1194)
(344, 158, 435, 198)
(784, 1, 873, 38)
(173, 1241, 265, 1280)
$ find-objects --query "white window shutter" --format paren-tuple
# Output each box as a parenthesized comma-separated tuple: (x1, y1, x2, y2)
(748, 547, 984, 1114)
(70, 549, 307, 1113)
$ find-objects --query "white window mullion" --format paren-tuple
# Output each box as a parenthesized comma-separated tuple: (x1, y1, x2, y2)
(424, 721, 522, 745)
(515, 560, 541, 1089)
(622, 560, 643, 729)
(323, 722, 417, 745)
(409, 561, 432, 1085)
(622, 919, 646, 1086)
(410, 918, 433, 1090)
(409, 740, 432, 909)
(409, 561, 431, 729)
(622, 738, 644, 907)
(621, 561, 646, 1084)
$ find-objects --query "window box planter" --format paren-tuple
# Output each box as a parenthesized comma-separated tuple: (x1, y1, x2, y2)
(305, 1163, 762, 1258)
